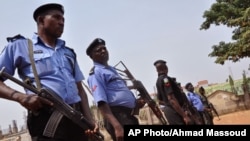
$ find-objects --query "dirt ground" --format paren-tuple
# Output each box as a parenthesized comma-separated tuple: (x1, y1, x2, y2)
(213, 110, 250, 125)
(100, 110, 250, 140)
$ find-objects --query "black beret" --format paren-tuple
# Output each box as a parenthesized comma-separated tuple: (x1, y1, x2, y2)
(185, 82, 192, 89)
(153, 59, 166, 66)
(86, 38, 105, 56)
(33, 3, 64, 22)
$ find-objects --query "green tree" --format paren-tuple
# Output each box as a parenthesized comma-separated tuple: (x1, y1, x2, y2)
(242, 70, 248, 84)
(200, 0, 250, 65)
(242, 70, 250, 93)
(229, 75, 237, 94)
(228, 75, 241, 110)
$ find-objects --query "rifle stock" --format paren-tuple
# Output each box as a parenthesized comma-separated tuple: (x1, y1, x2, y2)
(0, 67, 104, 141)
(114, 61, 168, 125)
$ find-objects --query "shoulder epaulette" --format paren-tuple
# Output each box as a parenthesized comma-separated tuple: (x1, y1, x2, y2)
(65, 46, 76, 59)
(89, 66, 95, 75)
(6, 34, 25, 42)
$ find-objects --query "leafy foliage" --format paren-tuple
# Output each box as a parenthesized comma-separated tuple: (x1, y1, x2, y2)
(242, 70, 248, 84)
(200, 0, 250, 64)
(229, 75, 237, 94)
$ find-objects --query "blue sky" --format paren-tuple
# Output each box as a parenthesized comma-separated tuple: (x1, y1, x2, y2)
(0, 0, 249, 129)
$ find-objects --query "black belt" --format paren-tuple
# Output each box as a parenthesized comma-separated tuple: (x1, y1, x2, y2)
(69, 102, 82, 111)
(110, 106, 133, 115)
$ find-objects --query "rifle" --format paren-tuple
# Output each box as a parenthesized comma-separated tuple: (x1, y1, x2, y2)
(114, 61, 168, 125)
(170, 79, 203, 125)
(183, 102, 203, 125)
(209, 102, 220, 120)
(0, 67, 104, 141)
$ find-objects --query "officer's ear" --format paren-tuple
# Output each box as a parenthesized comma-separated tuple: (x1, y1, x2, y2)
(37, 16, 45, 25)
(89, 52, 94, 59)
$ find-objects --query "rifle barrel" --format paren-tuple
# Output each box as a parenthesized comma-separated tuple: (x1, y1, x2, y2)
(113, 62, 168, 125)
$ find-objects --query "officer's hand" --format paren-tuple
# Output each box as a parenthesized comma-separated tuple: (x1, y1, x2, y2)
(133, 80, 141, 88)
(20, 94, 53, 111)
(205, 108, 212, 112)
(85, 122, 103, 140)
(115, 125, 124, 141)
(183, 115, 193, 125)
(136, 97, 146, 109)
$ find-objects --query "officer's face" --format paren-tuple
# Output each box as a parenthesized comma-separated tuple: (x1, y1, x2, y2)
(187, 84, 194, 92)
(91, 45, 109, 64)
(155, 63, 168, 75)
(38, 10, 64, 38)
(199, 88, 205, 95)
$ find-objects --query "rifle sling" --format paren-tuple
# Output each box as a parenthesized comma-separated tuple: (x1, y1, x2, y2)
(27, 39, 63, 137)
(27, 39, 41, 89)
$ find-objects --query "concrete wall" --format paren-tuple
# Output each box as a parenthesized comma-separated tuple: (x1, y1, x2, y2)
(208, 90, 250, 115)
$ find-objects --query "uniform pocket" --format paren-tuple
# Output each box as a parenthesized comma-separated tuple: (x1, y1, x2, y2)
(33, 53, 53, 76)
(62, 53, 75, 74)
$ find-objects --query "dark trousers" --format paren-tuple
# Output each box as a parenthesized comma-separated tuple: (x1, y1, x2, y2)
(104, 106, 139, 141)
(163, 105, 186, 125)
(202, 111, 214, 125)
(198, 111, 206, 124)
(28, 102, 88, 141)
(199, 111, 214, 125)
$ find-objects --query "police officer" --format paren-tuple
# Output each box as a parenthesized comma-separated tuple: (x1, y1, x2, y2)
(199, 86, 214, 125)
(185, 82, 206, 124)
(154, 60, 192, 125)
(0, 3, 97, 141)
(86, 38, 139, 141)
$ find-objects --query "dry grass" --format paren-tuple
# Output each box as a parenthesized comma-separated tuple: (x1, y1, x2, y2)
(100, 128, 112, 141)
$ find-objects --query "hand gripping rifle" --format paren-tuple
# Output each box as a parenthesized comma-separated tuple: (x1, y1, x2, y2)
(114, 61, 168, 125)
(0, 67, 104, 141)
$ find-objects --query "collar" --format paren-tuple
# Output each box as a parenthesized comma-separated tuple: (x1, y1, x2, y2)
(31, 33, 65, 48)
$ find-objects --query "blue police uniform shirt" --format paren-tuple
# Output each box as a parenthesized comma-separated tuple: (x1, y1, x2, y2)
(186, 92, 204, 112)
(87, 62, 136, 109)
(0, 34, 84, 104)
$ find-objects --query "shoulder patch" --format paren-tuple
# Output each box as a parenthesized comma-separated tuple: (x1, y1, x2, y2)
(6, 34, 25, 42)
(163, 77, 171, 87)
(91, 85, 97, 92)
(89, 66, 95, 75)
(163, 78, 169, 83)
